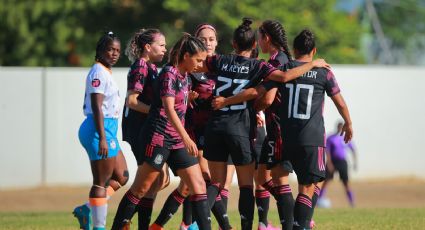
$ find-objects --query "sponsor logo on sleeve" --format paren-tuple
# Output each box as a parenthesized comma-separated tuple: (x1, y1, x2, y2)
(92, 79, 101, 87)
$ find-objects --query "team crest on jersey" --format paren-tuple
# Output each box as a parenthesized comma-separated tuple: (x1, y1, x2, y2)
(92, 79, 101, 87)
(110, 140, 116, 149)
(154, 154, 163, 165)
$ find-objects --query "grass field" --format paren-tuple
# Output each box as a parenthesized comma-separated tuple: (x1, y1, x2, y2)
(1, 208, 425, 229)
(1, 179, 425, 229)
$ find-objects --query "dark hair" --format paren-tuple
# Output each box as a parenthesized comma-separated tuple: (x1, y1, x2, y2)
(168, 33, 207, 66)
(125, 28, 163, 62)
(95, 31, 120, 61)
(233, 17, 256, 51)
(293, 29, 316, 56)
(194, 23, 217, 37)
(259, 20, 292, 60)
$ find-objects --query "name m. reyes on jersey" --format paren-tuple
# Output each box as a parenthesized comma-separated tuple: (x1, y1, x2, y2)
(301, 70, 318, 79)
(221, 63, 250, 74)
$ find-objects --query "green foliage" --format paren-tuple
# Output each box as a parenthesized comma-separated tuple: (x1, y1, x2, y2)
(370, 0, 425, 64)
(0, 0, 365, 66)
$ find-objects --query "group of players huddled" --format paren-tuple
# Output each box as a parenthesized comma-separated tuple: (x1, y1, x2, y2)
(74, 17, 353, 230)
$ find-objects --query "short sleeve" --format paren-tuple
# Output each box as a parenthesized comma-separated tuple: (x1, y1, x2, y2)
(258, 61, 277, 80)
(325, 70, 341, 97)
(127, 60, 149, 93)
(87, 70, 107, 95)
(160, 71, 177, 98)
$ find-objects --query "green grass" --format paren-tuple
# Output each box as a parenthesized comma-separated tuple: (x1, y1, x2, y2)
(1, 208, 425, 229)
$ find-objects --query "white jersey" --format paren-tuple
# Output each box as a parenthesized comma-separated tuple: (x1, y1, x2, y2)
(83, 63, 120, 118)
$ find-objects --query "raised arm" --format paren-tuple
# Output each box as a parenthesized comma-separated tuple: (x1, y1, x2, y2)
(330, 93, 353, 143)
(267, 59, 330, 83)
(254, 87, 278, 112)
(211, 85, 267, 110)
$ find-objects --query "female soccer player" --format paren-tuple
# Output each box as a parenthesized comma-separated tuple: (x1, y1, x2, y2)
(254, 19, 293, 230)
(268, 29, 353, 230)
(112, 34, 211, 230)
(198, 18, 330, 230)
(75, 31, 129, 230)
(121, 28, 170, 230)
(150, 23, 231, 230)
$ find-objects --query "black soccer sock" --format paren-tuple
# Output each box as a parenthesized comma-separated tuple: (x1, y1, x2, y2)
(239, 185, 255, 230)
(294, 193, 313, 230)
(312, 185, 321, 208)
(137, 197, 154, 230)
(182, 197, 192, 225)
(255, 189, 270, 226)
(154, 189, 185, 226)
(212, 193, 232, 230)
(190, 194, 212, 230)
(262, 179, 277, 198)
(220, 188, 229, 211)
(274, 184, 294, 230)
(207, 182, 220, 208)
(111, 190, 140, 230)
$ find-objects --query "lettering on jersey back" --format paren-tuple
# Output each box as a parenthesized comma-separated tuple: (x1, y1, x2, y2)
(221, 63, 250, 74)
(301, 71, 318, 79)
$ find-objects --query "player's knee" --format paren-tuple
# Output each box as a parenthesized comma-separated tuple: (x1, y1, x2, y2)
(118, 170, 130, 186)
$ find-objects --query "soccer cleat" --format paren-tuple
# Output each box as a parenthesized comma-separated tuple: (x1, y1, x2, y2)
(258, 222, 281, 230)
(310, 219, 316, 229)
(72, 204, 91, 230)
(187, 221, 199, 230)
(149, 223, 164, 230)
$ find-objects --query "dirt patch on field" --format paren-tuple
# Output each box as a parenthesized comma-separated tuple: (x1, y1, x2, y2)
(0, 178, 424, 212)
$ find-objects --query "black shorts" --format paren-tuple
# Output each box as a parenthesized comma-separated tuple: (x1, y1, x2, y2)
(204, 131, 254, 166)
(253, 126, 266, 165)
(139, 143, 198, 176)
(187, 126, 206, 150)
(284, 144, 326, 185)
(263, 136, 293, 172)
(326, 159, 349, 183)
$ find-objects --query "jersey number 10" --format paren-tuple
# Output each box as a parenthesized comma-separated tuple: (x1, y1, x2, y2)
(285, 83, 314, 119)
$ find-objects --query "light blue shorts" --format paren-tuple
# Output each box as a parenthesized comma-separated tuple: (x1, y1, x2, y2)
(78, 116, 121, 161)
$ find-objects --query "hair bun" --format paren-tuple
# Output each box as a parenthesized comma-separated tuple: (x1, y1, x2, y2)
(242, 17, 253, 27)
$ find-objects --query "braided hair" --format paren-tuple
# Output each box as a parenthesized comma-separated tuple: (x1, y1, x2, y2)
(125, 28, 163, 63)
(233, 17, 256, 51)
(168, 33, 207, 66)
(95, 31, 120, 62)
(259, 20, 292, 60)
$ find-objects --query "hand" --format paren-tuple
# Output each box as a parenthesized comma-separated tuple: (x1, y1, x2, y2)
(189, 90, 199, 102)
(184, 137, 199, 157)
(98, 138, 109, 159)
(212, 96, 227, 110)
(256, 113, 265, 127)
(340, 122, 353, 143)
(312, 59, 331, 70)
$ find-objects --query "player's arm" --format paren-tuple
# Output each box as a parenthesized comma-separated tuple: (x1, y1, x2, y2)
(348, 142, 358, 171)
(126, 90, 150, 114)
(254, 87, 278, 112)
(91, 93, 108, 158)
(331, 93, 353, 143)
(266, 59, 330, 82)
(211, 85, 267, 110)
(162, 96, 198, 157)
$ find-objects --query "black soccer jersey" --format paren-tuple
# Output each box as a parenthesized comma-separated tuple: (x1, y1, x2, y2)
(264, 51, 290, 140)
(205, 54, 277, 137)
(279, 60, 340, 146)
